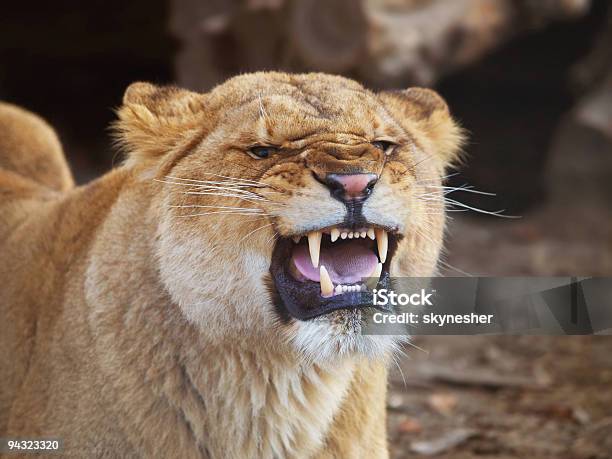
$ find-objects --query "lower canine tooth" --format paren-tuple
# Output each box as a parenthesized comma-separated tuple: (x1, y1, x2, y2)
(319, 266, 334, 297)
(308, 231, 322, 267)
(375, 229, 388, 263)
(330, 228, 340, 242)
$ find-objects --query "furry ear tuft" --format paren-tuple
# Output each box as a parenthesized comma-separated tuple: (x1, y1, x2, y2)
(114, 82, 209, 168)
(379, 88, 466, 168)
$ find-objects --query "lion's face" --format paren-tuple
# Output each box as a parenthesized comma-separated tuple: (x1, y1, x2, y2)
(116, 73, 463, 363)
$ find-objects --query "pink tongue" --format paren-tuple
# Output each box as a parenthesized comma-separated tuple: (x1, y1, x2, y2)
(291, 242, 378, 284)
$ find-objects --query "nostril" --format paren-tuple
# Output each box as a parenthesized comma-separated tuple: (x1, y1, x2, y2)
(324, 177, 346, 195)
(324, 173, 379, 202)
(364, 177, 378, 196)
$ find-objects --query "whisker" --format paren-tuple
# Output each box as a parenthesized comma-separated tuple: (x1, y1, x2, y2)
(176, 211, 268, 218)
(415, 172, 460, 185)
(169, 204, 263, 211)
(182, 191, 268, 202)
(392, 353, 407, 390)
(164, 175, 270, 189)
(443, 197, 519, 218)
(437, 259, 473, 277)
(411, 153, 436, 169)
(412, 226, 442, 249)
(189, 186, 277, 200)
(266, 231, 278, 247)
(258, 92, 269, 123)
(182, 184, 269, 194)
(167, 181, 264, 191)
(403, 340, 429, 355)
(416, 194, 519, 219)
(238, 222, 274, 243)
(156, 180, 274, 202)
(420, 184, 497, 197)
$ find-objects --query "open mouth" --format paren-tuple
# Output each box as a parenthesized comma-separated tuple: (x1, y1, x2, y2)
(270, 226, 399, 320)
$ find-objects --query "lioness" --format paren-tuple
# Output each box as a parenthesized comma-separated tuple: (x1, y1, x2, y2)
(0, 72, 463, 458)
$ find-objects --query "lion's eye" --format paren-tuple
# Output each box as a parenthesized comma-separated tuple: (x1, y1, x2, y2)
(372, 140, 395, 153)
(248, 146, 277, 159)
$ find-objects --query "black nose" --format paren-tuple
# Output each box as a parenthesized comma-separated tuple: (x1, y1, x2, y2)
(323, 173, 378, 203)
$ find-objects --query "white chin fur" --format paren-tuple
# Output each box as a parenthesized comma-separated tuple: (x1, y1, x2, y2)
(288, 310, 406, 364)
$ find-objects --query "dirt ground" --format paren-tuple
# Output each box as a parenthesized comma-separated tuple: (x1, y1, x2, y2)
(387, 124, 612, 458)
(388, 336, 612, 459)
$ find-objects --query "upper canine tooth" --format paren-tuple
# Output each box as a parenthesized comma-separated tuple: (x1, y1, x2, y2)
(367, 228, 375, 240)
(308, 231, 322, 267)
(319, 265, 334, 297)
(330, 228, 340, 242)
(341, 232, 348, 239)
(375, 229, 388, 263)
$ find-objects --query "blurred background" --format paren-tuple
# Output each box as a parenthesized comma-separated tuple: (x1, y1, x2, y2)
(1, 1, 611, 457)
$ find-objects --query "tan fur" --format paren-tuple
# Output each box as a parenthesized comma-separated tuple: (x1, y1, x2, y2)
(0, 72, 463, 458)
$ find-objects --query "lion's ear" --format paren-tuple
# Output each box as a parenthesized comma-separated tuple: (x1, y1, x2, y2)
(379, 88, 465, 167)
(115, 82, 209, 168)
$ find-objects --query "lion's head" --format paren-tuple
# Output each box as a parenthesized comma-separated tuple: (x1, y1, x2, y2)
(115, 72, 464, 363)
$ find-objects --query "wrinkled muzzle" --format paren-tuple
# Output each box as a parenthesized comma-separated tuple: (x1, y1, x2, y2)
(269, 142, 399, 320)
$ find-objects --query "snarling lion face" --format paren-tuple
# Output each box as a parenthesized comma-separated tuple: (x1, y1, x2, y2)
(116, 72, 464, 362)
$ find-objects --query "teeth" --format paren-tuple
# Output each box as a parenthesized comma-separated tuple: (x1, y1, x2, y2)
(319, 265, 334, 297)
(375, 229, 388, 263)
(329, 228, 378, 240)
(302, 227, 386, 269)
(330, 228, 340, 242)
(332, 283, 367, 294)
(292, 235, 301, 244)
(308, 231, 322, 267)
